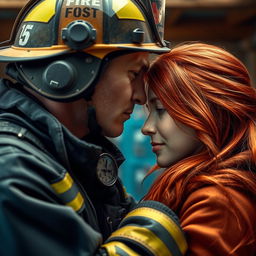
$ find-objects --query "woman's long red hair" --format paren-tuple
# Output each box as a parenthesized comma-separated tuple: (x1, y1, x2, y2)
(144, 43, 256, 248)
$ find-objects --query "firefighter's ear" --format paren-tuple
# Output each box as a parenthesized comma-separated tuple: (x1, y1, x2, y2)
(42, 60, 76, 91)
(15, 52, 101, 102)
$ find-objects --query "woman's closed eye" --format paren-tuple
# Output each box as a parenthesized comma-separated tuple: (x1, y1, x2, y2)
(156, 107, 166, 115)
(155, 101, 166, 115)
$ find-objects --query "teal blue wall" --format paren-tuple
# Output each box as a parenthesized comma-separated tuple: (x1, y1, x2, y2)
(114, 105, 158, 201)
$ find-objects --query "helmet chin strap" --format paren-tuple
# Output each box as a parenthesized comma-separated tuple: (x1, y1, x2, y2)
(5, 63, 26, 86)
(86, 105, 102, 138)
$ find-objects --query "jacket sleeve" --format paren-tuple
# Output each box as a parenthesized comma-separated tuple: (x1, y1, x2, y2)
(0, 145, 187, 256)
(99, 200, 188, 256)
(0, 150, 103, 256)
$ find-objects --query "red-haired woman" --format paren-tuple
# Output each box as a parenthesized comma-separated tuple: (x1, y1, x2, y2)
(142, 42, 256, 255)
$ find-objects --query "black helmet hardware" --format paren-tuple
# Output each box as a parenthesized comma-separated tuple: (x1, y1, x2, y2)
(62, 20, 97, 50)
(0, 0, 169, 101)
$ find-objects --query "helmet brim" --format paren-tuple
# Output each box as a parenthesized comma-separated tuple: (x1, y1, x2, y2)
(119, 44, 170, 53)
(0, 43, 170, 62)
(0, 45, 70, 62)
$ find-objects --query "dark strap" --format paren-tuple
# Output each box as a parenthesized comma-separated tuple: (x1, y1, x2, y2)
(0, 120, 48, 154)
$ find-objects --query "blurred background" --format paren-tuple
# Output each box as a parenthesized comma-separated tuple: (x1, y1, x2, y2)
(0, 0, 255, 200)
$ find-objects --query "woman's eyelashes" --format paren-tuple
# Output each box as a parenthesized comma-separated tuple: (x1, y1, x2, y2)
(155, 108, 166, 118)
(146, 99, 166, 116)
(155, 101, 166, 115)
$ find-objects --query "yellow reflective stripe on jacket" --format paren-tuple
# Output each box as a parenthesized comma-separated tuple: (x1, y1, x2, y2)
(51, 172, 73, 194)
(51, 172, 84, 212)
(109, 225, 171, 256)
(102, 241, 140, 256)
(124, 207, 187, 255)
(66, 192, 84, 212)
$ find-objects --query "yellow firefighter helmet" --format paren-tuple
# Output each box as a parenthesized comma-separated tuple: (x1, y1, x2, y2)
(0, 0, 169, 101)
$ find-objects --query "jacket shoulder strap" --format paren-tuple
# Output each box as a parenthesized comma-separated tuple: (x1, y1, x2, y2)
(0, 120, 48, 154)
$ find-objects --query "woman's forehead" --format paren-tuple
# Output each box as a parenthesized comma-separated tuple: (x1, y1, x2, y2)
(147, 87, 157, 99)
(146, 88, 160, 108)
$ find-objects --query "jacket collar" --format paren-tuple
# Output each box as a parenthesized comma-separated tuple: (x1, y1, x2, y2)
(0, 79, 124, 171)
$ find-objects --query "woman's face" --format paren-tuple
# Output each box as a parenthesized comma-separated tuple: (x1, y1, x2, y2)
(142, 88, 202, 167)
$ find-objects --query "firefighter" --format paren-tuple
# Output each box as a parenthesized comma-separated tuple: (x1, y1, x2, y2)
(0, 0, 187, 255)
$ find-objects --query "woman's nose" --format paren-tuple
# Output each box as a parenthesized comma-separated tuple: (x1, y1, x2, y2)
(141, 116, 156, 136)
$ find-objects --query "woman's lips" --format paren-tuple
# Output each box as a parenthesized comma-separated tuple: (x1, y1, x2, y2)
(151, 142, 164, 153)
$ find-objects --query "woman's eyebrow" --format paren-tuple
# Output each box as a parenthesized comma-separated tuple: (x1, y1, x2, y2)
(149, 97, 158, 104)
(145, 97, 157, 109)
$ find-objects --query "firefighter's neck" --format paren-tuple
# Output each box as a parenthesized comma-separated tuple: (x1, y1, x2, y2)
(25, 87, 90, 138)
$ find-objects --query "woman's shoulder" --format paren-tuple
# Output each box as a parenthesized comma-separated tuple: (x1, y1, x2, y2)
(179, 185, 256, 256)
(180, 185, 256, 226)
(184, 184, 252, 203)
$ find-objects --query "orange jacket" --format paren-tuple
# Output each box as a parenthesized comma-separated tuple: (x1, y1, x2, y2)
(180, 186, 256, 256)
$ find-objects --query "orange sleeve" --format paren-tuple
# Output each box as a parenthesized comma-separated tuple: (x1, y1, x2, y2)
(179, 186, 256, 256)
